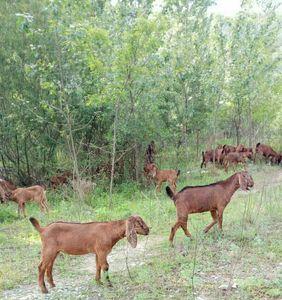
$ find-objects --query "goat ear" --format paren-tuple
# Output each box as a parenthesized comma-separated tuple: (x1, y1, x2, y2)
(126, 218, 137, 248)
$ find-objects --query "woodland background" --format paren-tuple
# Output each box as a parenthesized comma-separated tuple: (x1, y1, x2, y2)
(0, 0, 281, 186)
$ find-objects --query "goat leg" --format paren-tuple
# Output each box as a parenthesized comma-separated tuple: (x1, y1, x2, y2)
(38, 261, 48, 293)
(180, 220, 192, 239)
(95, 256, 102, 284)
(169, 220, 183, 245)
(203, 210, 217, 233)
(217, 209, 224, 232)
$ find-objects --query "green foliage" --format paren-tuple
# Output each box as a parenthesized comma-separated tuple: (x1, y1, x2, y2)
(0, 0, 281, 185)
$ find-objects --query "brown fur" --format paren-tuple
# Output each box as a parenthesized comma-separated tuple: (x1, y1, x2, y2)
(30, 215, 149, 293)
(0, 179, 16, 203)
(223, 152, 247, 172)
(50, 171, 74, 189)
(200, 146, 224, 168)
(10, 185, 48, 217)
(255, 143, 278, 163)
(165, 171, 254, 244)
(145, 163, 180, 192)
(236, 144, 248, 153)
(222, 144, 237, 155)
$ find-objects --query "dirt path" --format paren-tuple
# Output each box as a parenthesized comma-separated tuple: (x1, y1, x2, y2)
(2, 236, 165, 300)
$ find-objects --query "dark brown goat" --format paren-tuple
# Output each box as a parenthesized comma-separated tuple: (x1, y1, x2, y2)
(235, 144, 248, 153)
(166, 171, 254, 244)
(0, 179, 16, 203)
(255, 143, 278, 163)
(10, 185, 48, 217)
(200, 146, 224, 168)
(30, 215, 149, 293)
(50, 171, 74, 189)
(144, 163, 180, 192)
(223, 152, 247, 172)
(222, 144, 237, 155)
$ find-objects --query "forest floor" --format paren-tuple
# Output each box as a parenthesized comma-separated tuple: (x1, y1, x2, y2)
(0, 164, 281, 299)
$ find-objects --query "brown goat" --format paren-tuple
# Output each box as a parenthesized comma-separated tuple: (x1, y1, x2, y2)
(223, 152, 247, 172)
(0, 179, 16, 203)
(145, 163, 180, 192)
(200, 146, 224, 168)
(166, 171, 254, 244)
(222, 144, 236, 155)
(255, 143, 278, 163)
(30, 215, 149, 293)
(10, 185, 48, 217)
(50, 171, 74, 189)
(235, 144, 248, 153)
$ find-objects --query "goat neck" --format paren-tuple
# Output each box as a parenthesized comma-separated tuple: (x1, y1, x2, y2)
(110, 220, 127, 246)
(221, 173, 240, 204)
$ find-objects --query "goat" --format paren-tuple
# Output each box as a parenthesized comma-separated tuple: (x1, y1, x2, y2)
(165, 171, 254, 244)
(235, 144, 248, 153)
(223, 152, 247, 172)
(255, 143, 278, 163)
(10, 185, 48, 217)
(50, 171, 74, 189)
(200, 146, 224, 168)
(0, 179, 16, 203)
(222, 144, 236, 155)
(144, 163, 180, 192)
(29, 215, 149, 293)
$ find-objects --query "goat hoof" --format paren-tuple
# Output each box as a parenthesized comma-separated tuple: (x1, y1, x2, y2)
(95, 280, 103, 286)
(41, 288, 48, 294)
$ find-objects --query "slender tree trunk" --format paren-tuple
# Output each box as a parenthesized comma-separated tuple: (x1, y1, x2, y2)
(24, 137, 30, 177)
(109, 102, 119, 208)
(196, 130, 200, 159)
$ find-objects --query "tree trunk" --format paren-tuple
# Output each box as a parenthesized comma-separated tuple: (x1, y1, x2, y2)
(109, 102, 119, 208)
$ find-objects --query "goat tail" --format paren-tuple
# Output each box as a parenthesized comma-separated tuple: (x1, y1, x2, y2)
(177, 170, 180, 177)
(166, 186, 176, 203)
(29, 217, 43, 233)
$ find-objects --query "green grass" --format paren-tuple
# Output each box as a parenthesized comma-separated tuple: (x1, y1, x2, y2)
(0, 164, 281, 299)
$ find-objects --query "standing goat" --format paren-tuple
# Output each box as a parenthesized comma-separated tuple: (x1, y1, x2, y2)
(166, 171, 254, 244)
(200, 146, 224, 168)
(10, 185, 48, 217)
(223, 152, 247, 172)
(144, 163, 180, 192)
(30, 215, 149, 293)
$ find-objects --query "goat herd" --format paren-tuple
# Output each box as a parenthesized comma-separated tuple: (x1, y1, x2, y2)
(0, 141, 280, 294)
(201, 142, 282, 171)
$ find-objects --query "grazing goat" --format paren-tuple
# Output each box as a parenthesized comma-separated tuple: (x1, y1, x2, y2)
(223, 152, 247, 172)
(145, 163, 180, 192)
(0, 179, 16, 203)
(30, 215, 149, 293)
(166, 171, 254, 244)
(10, 185, 48, 217)
(222, 144, 236, 155)
(50, 171, 74, 189)
(255, 143, 278, 163)
(200, 146, 224, 168)
(236, 144, 248, 153)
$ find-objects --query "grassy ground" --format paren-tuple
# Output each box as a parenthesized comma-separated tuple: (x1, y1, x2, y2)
(0, 163, 281, 299)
